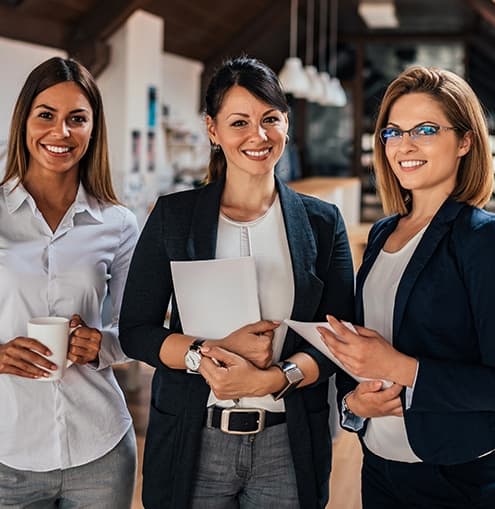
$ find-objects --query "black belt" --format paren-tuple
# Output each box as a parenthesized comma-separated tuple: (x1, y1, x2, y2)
(206, 406, 286, 435)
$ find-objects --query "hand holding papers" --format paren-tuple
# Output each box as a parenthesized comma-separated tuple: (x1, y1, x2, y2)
(284, 319, 393, 388)
(170, 257, 260, 339)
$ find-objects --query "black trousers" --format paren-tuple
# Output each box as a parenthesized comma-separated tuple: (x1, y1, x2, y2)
(362, 445, 495, 509)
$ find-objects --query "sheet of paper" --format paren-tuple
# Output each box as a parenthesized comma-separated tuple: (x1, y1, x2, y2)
(171, 257, 260, 339)
(284, 319, 393, 388)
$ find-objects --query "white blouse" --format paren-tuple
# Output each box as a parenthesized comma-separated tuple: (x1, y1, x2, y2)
(0, 179, 139, 471)
(362, 226, 427, 463)
(209, 195, 295, 412)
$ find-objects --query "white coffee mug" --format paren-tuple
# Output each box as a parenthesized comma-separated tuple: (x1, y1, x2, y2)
(27, 317, 76, 381)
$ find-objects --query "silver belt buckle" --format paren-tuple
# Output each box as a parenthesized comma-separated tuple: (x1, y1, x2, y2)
(220, 407, 266, 435)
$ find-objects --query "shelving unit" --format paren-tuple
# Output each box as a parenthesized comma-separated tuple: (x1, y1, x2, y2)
(162, 122, 209, 190)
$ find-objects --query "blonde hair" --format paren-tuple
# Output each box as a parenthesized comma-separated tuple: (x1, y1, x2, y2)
(373, 66, 493, 215)
(1, 57, 119, 204)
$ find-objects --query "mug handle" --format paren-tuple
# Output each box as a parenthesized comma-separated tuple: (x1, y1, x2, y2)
(67, 324, 83, 368)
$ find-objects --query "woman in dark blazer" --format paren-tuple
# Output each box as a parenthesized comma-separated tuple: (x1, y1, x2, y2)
(320, 66, 495, 508)
(119, 57, 354, 509)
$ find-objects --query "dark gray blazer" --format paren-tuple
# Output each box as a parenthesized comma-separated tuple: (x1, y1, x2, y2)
(120, 176, 355, 508)
(338, 198, 495, 465)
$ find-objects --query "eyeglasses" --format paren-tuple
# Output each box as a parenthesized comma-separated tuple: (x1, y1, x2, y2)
(379, 123, 458, 146)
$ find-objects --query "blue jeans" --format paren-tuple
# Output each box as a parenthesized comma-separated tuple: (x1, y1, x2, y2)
(190, 422, 300, 509)
(0, 428, 136, 509)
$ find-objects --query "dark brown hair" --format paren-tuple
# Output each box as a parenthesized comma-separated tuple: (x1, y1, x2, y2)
(204, 56, 289, 182)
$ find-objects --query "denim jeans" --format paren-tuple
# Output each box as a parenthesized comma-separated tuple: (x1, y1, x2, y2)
(0, 428, 136, 509)
(190, 422, 300, 509)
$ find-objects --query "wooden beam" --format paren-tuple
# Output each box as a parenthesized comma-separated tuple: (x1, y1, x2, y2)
(339, 32, 468, 44)
(66, 0, 150, 76)
(466, 0, 495, 28)
(0, 8, 67, 49)
(199, 0, 289, 109)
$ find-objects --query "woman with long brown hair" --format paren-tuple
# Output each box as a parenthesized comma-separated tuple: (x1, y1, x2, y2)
(0, 57, 138, 507)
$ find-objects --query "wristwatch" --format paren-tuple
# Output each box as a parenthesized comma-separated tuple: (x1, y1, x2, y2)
(272, 360, 304, 401)
(185, 338, 205, 374)
(342, 391, 355, 416)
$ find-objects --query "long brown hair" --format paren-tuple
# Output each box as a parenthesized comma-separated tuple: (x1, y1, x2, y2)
(1, 57, 119, 204)
(374, 66, 493, 215)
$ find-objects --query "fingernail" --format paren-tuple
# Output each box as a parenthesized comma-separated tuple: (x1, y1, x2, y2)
(272, 320, 281, 324)
(46, 350, 52, 356)
(201, 346, 210, 353)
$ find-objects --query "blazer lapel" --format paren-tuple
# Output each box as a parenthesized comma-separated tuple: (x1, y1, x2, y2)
(392, 198, 466, 342)
(277, 178, 323, 357)
(186, 177, 225, 260)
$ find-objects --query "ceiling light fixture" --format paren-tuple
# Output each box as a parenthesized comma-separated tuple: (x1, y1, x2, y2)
(327, 0, 347, 107)
(304, 0, 326, 103)
(279, 0, 309, 98)
(358, 0, 399, 29)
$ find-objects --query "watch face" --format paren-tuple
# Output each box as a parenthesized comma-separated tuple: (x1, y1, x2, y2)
(285, 367, 304, 384)
(185, 349, 202, 371)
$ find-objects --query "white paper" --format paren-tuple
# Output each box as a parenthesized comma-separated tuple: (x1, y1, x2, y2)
(171, 257, 260, 339)
(284, 319, 393, 388)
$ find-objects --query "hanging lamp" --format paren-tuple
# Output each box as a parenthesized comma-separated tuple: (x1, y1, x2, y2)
(279, 0, 309, 98)
(303, 0, 325, 103)
(327, 0, 347, 107)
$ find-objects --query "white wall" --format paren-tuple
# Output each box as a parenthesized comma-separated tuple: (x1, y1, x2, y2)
(161, 52, 204, 130)
(98, 10, 168, 225)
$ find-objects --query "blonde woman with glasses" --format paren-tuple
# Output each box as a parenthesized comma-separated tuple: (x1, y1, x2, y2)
(320, 66, 495, 508)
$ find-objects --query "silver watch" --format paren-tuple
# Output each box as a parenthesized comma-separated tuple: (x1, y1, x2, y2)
(184, 339, 205, 373)
(272, 360, 304, 401)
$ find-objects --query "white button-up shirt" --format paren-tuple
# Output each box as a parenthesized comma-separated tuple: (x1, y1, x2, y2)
(0, 179, 139, 471)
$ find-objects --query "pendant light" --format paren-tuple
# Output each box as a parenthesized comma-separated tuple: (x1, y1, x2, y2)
(304, 0, 325, 103)
(317, 0, 333, 106)
(279, 0, 309, 98)
(327, 0, 347, 107)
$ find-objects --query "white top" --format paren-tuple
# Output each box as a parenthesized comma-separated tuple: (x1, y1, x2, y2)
(210, 195, 295, 412)
(0, 179, 139, 471)
(362, 226, 427, 463)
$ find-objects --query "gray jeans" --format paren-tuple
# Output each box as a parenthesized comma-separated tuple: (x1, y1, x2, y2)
(190, 422, 300, 509)
(0, 428, 136, 509)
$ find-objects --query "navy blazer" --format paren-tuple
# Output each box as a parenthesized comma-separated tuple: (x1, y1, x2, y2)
(119, 176, 355, 508)
(339, 197, 495, 465)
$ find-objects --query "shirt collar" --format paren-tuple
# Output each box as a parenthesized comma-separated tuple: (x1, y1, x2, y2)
(73, 183, 104, 223)
(3, 177, 104, 223)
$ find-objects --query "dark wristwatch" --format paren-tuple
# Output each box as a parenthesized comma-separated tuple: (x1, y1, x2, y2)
(185, 338, 205, 373)
(272, 360, 304, 401)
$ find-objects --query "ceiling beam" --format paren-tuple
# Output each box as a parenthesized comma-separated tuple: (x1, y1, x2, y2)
(466, 0, 495, 27)
(200, 0, 289, 107)
(66, 0, 150, 76)
(0, 8, 67, 49)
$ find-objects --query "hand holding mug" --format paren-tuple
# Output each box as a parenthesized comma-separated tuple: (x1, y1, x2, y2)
(68, 314, 102, 365)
